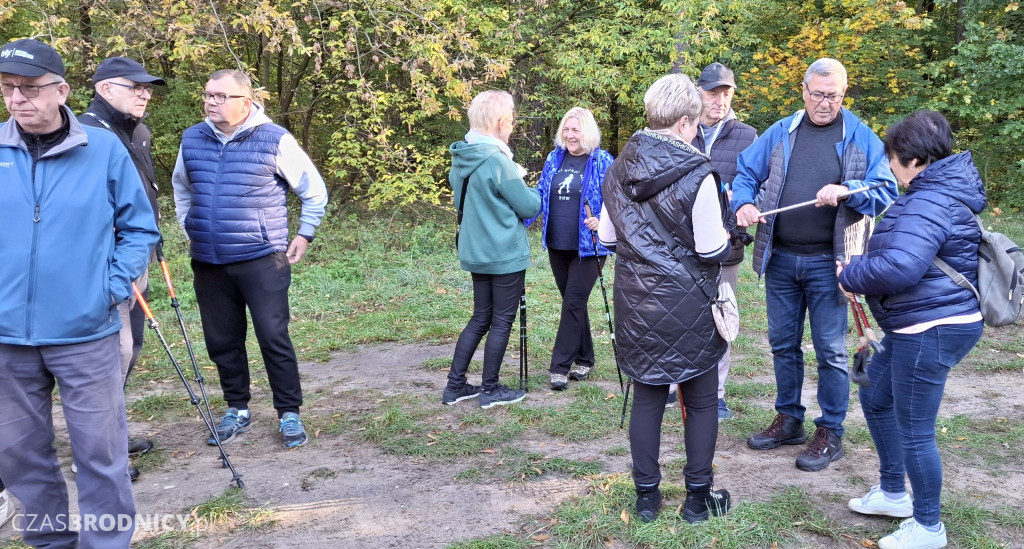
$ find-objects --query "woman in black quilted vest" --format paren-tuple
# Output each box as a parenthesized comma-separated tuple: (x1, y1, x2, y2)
(597, 73, 732, 524)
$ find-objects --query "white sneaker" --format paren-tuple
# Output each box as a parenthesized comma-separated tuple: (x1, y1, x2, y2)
(879, 518, 947, 549)
(0, 489, 14, 528)
(848, 485, 914, 517)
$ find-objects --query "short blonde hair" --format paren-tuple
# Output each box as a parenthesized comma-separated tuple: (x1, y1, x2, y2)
(554, 107, 601, 155)
(467, 90, 514, 133)
(643, 74, 703, 130)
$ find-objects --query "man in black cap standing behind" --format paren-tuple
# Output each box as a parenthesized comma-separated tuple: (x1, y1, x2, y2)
(79, 56, 166, 482)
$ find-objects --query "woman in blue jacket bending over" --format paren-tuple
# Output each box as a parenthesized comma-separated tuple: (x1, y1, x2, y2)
(839, 109, 984, 549)
(528, 107, 614, 390)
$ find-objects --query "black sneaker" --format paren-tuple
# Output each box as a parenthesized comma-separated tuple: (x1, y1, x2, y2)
(442, 383, 480, 405)
(128, 438, 154, 457)
(747, 412, 806, 450)
(796, 426, 844, 471)
(479, 385, 526, 409)
(635, 483, 662, 523)
(550, 373, 569, 391)
(129, 465, 140, 482)
(568, 364, 592, 381)
(684, 481, 731, 523)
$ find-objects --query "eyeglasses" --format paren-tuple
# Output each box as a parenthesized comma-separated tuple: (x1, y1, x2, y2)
(807, 91, 844, 104)
(202, 92, 247, 105)
(107, 82, 155, 97)
(0, 81, 62, 99)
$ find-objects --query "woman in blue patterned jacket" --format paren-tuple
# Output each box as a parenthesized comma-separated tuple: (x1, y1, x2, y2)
(527, 107, 614, 391)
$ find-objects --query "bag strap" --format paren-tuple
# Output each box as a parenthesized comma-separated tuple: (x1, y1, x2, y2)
(640, 201, 717, 301)
(456, 176, 470, 226)
(930, 212, 983, 302)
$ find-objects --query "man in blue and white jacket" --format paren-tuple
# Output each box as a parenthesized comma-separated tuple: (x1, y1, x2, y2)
(0, 39, 160, 548)
(731, 58, 897, 473)
(172, 69, 328, 450)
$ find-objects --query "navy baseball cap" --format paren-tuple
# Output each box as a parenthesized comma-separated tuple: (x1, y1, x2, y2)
(0, 39, 65, 78)
(92, 57, 165, 86)
(697, 63, 736, 91)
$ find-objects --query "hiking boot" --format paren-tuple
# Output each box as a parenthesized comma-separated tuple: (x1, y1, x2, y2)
(879, 518, 947, 549)
(634, 483, 662, 523)
(848, 485, 913, 518)
(442, 383, 480, 405)
(684, 480, 731, 523)
(718, 399, 733, 421)
(550, 373, 569, 391)
(747, 412, 806, 450)
(129, 465, 140, 482)
(128, 437, 154, 457)
(207, 408, 252, 445)
(279, 412, 308, 449)
(569, 364, 592, 381)
(0, 488, 13, 528)
(479, 385, 526, 409)
(665, 390, 677, 408)
(796, 426, 844, 471)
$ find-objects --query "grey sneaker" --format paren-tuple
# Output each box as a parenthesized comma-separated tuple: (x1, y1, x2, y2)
(442, 383, 480, 405)
(550, 373, 569, 391)
(479, 384, 526, 409)
(569, 364, 592, 381)
(279, 412, 308, 449)
(207, 408, 252, 445)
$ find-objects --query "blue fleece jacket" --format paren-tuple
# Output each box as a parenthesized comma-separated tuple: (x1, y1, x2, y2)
(526, 147, 614, 257)
(0, 108, 160, 345)
(839, 152, 986, 331)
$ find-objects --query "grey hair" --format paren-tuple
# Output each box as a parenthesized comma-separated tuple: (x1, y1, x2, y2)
(554, 107, 601, 154)
(804, 58, 848, 88)
(467, 90, 514, 133)
(643, 74, 703, 130)
(209, 69, 253, 98)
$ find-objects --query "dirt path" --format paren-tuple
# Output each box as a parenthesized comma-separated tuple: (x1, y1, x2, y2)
(2, 341, 1022, 548)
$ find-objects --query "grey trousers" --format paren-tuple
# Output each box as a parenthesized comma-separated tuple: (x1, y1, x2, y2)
(717, 263, 739, 399)
(0, 333, 135, 548)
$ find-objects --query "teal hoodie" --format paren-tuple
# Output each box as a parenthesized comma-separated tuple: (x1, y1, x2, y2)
(450, 140, 541, 274)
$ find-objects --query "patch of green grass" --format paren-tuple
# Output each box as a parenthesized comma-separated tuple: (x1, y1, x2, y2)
(186, 487, 276, 535)
(358, 396, 525, 457)
(128, 394, 198, 421)
(936, 414, 1024, 470)
(500, 450, 604, 481)
(603, 445, 628, 456)
(0, 538, 31, 549)
(447, 535, 530, 549)
(722, 380, 776, 399)
(941, 492, 1024, 548)
(133, 531, 199, 549)
(512, 384, 624, 442)
(132, 446, 170, 471)
(454, 467, 484, 482)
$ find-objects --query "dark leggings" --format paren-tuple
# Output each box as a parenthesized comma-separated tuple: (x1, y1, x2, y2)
(629, 367, 719, 486)
(547, 249, 603, 375)
(447, 270, 525, 392)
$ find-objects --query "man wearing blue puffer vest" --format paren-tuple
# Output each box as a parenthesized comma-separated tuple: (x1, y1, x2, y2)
(171, 69, 328, 450)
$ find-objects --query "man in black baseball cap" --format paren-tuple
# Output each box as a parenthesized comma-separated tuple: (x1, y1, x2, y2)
(1, 39, 160, 547)
(81, 56, 167, 483)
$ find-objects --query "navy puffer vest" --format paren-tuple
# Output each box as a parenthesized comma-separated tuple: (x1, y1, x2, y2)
(181, 122, 289, 264)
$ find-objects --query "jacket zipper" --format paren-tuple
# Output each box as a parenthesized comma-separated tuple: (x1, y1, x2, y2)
(26, 136, 43, 341)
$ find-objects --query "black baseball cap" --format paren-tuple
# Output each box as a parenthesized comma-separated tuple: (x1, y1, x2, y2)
(0, 39, 65, 78)
(92, 57, 166, 86)
(697, 62, 736, 91)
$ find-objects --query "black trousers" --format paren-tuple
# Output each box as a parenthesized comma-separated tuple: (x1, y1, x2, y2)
(547, 249, 604, 376)
(629, 367, 719, 486)
(447, 270, 525, 392)
(192, 252, 301, 417)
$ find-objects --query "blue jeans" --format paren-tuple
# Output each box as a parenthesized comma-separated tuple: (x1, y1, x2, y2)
(765, 250, 849, 436)
(859, 322, 982, 527)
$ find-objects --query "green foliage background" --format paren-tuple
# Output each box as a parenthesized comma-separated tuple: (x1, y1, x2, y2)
(2, 0, 1022, 208)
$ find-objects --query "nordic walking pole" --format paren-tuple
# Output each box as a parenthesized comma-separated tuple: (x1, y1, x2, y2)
(583, 201, 625, 395)
(755, 182, 889, 218)
(519, 290, 528, 392)
(154, 242, 222, 453)
(132, 283, 245, 488)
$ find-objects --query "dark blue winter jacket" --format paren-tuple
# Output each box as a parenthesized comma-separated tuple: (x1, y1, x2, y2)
(179, 121, 290, 264)
(839, 152, 986, 331)
(527, 147, 614, 257)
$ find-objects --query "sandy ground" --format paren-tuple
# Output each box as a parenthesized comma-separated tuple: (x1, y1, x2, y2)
(2, 340, 1022, 548)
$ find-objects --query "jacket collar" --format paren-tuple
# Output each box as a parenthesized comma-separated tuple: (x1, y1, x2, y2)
(84, 95, 142, 137)
(0, 105, 88, 156)
(202, 101, 273, 143)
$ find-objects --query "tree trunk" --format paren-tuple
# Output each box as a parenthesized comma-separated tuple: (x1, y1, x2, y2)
(956, 0, 967, 43)
(608, 95, 620, 158)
